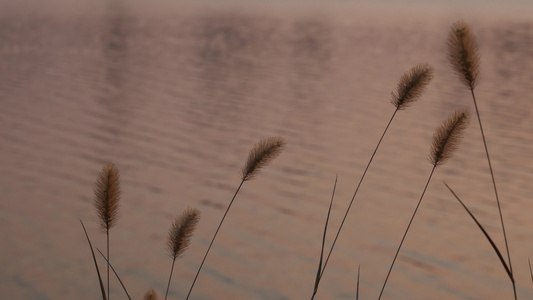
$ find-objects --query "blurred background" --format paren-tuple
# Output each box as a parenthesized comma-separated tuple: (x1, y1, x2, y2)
(1, 0, 532, 299)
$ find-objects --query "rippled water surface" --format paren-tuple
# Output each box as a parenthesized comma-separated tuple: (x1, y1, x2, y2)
(1, 1, 533, 299)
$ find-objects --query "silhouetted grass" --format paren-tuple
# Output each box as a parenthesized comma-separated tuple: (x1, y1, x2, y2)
(77, 20, 525, 300)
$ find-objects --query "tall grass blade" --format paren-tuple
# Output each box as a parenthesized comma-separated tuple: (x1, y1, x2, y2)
(96, 248, 132, 300)
(356, 265, 361, 300)
(165, 208, 200, 300)
(379, 109, 470, 299)
(319, 63, 434, 281)
(529, 258, 533, 284)
(443, 182, 513, 281)
(187, 137, 285, 300)
(311, 175, 338, 299)
(378, 165, 436, 300)
(80, 220, 107, 300)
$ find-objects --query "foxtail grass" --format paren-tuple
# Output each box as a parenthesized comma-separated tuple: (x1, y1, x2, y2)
(165, 208, 200, 300)
(315, 63, 434, 294)
(186, 136, 285, 300)
(94, 162, 121, 299)
(378, 108, 470, 299)
(448, 21, 480, 90)
(448, 20, 515, 299)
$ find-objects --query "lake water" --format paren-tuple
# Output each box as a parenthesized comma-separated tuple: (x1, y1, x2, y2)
(1, 1, 533, 299)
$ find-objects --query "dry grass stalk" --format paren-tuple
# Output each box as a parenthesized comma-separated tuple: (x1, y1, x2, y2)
(448, 20, 480, 89)
(93, 162, 121, 300)
(429, 108, 471, 166)
(94, 163, 121, 232)
(378, 109, 470, 300)
(317, 64, 433, 290)
(392, 63, 434, 110)
(448, 20, 515, 300)
(242, 136, 286, 181)
(187, 137, 285, 300)
(144, 288, 159, 300)
(167, 208, 200, 260)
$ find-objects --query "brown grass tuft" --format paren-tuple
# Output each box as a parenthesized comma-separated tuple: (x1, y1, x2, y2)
(242, 136, 286, 181)
(429, 108, 471, 166)
(391, 63, 434, 110)
(144, 288, 159, 300)
(94, 163, 121, 232)
(448, 20, 480, 89)
(167, 207, 200, 260)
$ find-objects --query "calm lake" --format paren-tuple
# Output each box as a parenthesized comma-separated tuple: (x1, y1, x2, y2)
(1, 1, 533, 299)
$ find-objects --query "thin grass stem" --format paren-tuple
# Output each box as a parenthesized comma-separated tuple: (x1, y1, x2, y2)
(320, 108, 398, 280)
(186, 179, 245, 300)
(470, 88, 513, 275)
(378, 165, 436, 300)
(165, 260, 176, 300)
(96, 248, 132, 300)
(80, 220, 107, 300)
(107, 229, 110, 300)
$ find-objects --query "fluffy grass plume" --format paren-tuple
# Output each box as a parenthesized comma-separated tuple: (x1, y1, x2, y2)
(391, 63, 434, 110)
(429, 108, 471, 166)
(144, 289, 159, 300)
(242, 136, 286, 181)
(94, 163, 121, 232)
(167, 207, 200, 260)
(448, 20, 480, 89)
(165, 208, 200, 300)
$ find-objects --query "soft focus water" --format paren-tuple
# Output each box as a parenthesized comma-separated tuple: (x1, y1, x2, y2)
(1, 1, 533, 299)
